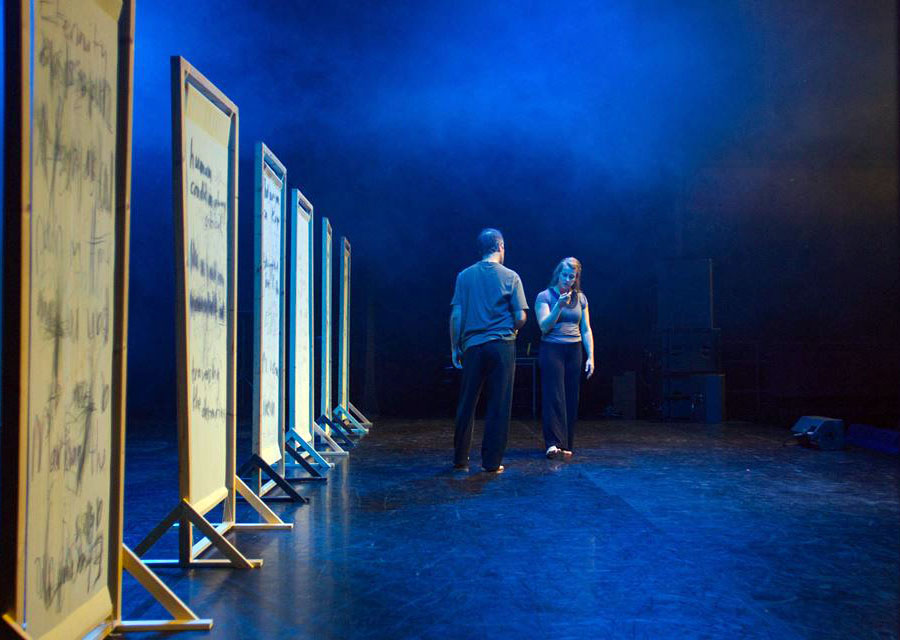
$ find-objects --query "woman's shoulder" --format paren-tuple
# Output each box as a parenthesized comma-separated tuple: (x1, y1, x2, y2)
(535, 288, 553, 303)
(579, 292, 588, 306)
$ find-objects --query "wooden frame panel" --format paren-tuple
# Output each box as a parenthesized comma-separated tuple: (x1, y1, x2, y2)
(288, 190, 315, 443)
(336, 238, 352, 410)
(170, 55, 240, 556)
(252, 143, 288, 470)
(2, 1, 134, 637)
(332, 237, 371, 434)
(320, 218, 333, 421)
(137, 57, 287, 570)
(110, 0, 136, 628)
(1, 0, 30, 628)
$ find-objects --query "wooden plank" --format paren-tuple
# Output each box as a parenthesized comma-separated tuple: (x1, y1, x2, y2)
(313, 422, 349, 457)
(115, 620, 213, 633)
(1, 0, 30, 625)
(287, 428, 333, 469)
(110, 0, 136, 624)
(120, 545, 211, 629)
(182, 502, 257, 569)
(233, 477, 293, 528)
(133, 503, 183, 558)
(348, 402, 374, 428)
(224, 68, 240, 528)
(189, 521, 231, 559)
(1, 614, 29, 639)
(170, 54, 194, 566)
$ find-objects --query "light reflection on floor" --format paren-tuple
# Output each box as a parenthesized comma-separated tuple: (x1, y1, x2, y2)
(121, 419, 900, 639)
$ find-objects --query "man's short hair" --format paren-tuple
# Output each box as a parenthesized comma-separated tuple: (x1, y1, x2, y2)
(478, 228, 504, 256)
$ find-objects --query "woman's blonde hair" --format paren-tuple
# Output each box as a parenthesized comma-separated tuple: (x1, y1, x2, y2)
(548, 257, 582, 306)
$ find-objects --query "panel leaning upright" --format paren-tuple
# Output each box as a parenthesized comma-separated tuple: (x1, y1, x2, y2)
(133, 57, 289, 573)
(314, 218, 355, 453)
(1, 2, 209, 637)
(238, 143, 312, 500)
(284, 189, 334, 476)
(333, 236, 374, 435)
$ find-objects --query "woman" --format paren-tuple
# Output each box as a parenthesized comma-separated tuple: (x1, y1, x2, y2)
(535, 257, 594, 459)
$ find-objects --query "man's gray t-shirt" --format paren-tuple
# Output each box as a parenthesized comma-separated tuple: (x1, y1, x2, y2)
(451, 261, 528, 351)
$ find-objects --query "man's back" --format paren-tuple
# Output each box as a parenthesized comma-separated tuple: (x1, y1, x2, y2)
(451, 261, 527, 351)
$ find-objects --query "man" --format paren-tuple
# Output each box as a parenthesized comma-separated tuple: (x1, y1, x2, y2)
(450, 228, 528, 473)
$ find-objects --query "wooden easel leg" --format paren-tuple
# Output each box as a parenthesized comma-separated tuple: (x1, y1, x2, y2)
(181, 501, 259, 568)
(1, 614, 29, 638)
(116, 545, 213, 633)
(237, 455, 310, 502)
(137, 501, 264, 569)
(334, 405, 368, 436)
(348, 401, 374, 428)
(287, 428, 333, 469)
(233, 476, 294, 530)
(284, 445, 328, 483)
(329, 415, 360, 441)
(254, 455, 308, 502)
(313, 422, 350, 456)
(134, 502, 184, 557)
(237, 458, 256, 478)
(318, 415, 356, 449)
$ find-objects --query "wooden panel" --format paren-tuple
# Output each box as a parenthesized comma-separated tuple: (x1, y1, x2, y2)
(1, 1, 134, 637)
(337, 238, 351, 408)
(252, 144, 287, 467)
(320, 219, 333, 421)
(170, 57, 239, 515)
(289, 190, 314, 442)
(1, 0, 32, 625)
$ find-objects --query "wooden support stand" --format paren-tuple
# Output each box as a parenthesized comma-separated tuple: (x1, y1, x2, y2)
(1, 615, 28, 638)
(135, 474, 292, 570)
(333, 405, 369, 437)
(312, 422, 350, 457)
(282, 442, 328, 484)
(116, 545, 213, 633)
(317, 414, 356, 450)
(286, 429, 333, 472)
(238, 454, 310, 502)
(347, 402, 374, 429)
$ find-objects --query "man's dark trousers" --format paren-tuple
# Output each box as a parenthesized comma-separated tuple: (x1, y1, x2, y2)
(454, 340, 516, 470)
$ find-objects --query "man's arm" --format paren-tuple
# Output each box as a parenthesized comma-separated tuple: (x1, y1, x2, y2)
(449, 304, 463, 369)
(513, 309, 527, 331)
(511, 275, 528, 331)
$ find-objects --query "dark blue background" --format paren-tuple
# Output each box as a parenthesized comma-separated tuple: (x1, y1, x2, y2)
(12, 1, 900, 424)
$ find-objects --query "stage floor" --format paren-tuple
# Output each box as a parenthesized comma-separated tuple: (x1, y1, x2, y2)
(121, 419, 899, 639)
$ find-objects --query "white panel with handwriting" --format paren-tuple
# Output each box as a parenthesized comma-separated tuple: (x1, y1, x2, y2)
(257, 164, 283, 464)
(25, 0, 122, 635)
(183, 82, 231, 507)
(292, 198, 313, 441)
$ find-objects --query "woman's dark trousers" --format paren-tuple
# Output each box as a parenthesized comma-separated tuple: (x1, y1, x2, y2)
(539, 341, 582, 451)
(454, 340, 516, 470)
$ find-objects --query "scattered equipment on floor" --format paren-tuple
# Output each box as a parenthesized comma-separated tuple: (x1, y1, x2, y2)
(791, 416, 846, 451)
